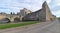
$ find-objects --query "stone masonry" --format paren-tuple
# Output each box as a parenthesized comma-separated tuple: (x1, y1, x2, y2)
(22, 1, 55, 21)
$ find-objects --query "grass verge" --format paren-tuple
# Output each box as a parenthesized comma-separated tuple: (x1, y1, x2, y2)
(0, 21, 39, 29)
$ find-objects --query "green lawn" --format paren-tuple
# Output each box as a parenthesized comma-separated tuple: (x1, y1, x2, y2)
(0, 21, 39, 29)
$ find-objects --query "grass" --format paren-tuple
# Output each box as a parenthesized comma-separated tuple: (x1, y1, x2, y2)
(0, 21, 39, 29)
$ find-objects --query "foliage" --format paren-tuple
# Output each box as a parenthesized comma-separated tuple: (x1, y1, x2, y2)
(58, 17, 60, 20)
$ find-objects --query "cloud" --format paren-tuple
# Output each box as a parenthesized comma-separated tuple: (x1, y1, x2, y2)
(0, 0, 60, 17)
(0, 0, 51, 12)
(52, 10, 60, 17)
(0, 7, 9, 9)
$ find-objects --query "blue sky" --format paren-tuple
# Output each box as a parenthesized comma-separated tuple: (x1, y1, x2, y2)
(0, 0, 60, 17)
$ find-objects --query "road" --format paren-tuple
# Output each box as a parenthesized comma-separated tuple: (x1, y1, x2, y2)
(0, 20, 60, 33)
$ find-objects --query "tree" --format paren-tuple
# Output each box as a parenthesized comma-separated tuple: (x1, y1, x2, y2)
(10, 12, 13, 15)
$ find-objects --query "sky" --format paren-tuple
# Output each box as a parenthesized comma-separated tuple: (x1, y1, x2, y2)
(0, 0, 60, 17)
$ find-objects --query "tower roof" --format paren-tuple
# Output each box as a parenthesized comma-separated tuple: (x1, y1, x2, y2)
(42, 1, 48, 7)
(43, 1, 47, 4)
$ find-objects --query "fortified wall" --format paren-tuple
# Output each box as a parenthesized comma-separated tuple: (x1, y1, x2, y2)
(22, 1, 55, 21)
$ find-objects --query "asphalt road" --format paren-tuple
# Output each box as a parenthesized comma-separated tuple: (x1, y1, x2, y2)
(0, 20, 60, 33)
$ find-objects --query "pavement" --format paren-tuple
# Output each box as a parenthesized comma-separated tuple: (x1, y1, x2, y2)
(0, 20, 60, 33)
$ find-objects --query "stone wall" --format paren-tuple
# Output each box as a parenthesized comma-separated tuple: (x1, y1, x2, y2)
(22, 12, 38, 21)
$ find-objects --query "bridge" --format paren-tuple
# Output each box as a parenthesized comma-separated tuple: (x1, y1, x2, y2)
(0, 14, 22, 23)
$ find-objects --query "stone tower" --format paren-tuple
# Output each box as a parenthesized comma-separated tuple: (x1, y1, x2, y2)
(20, 8, 32, 21)
(20, 8, 32, 16)
(42, 1, 53, 21)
